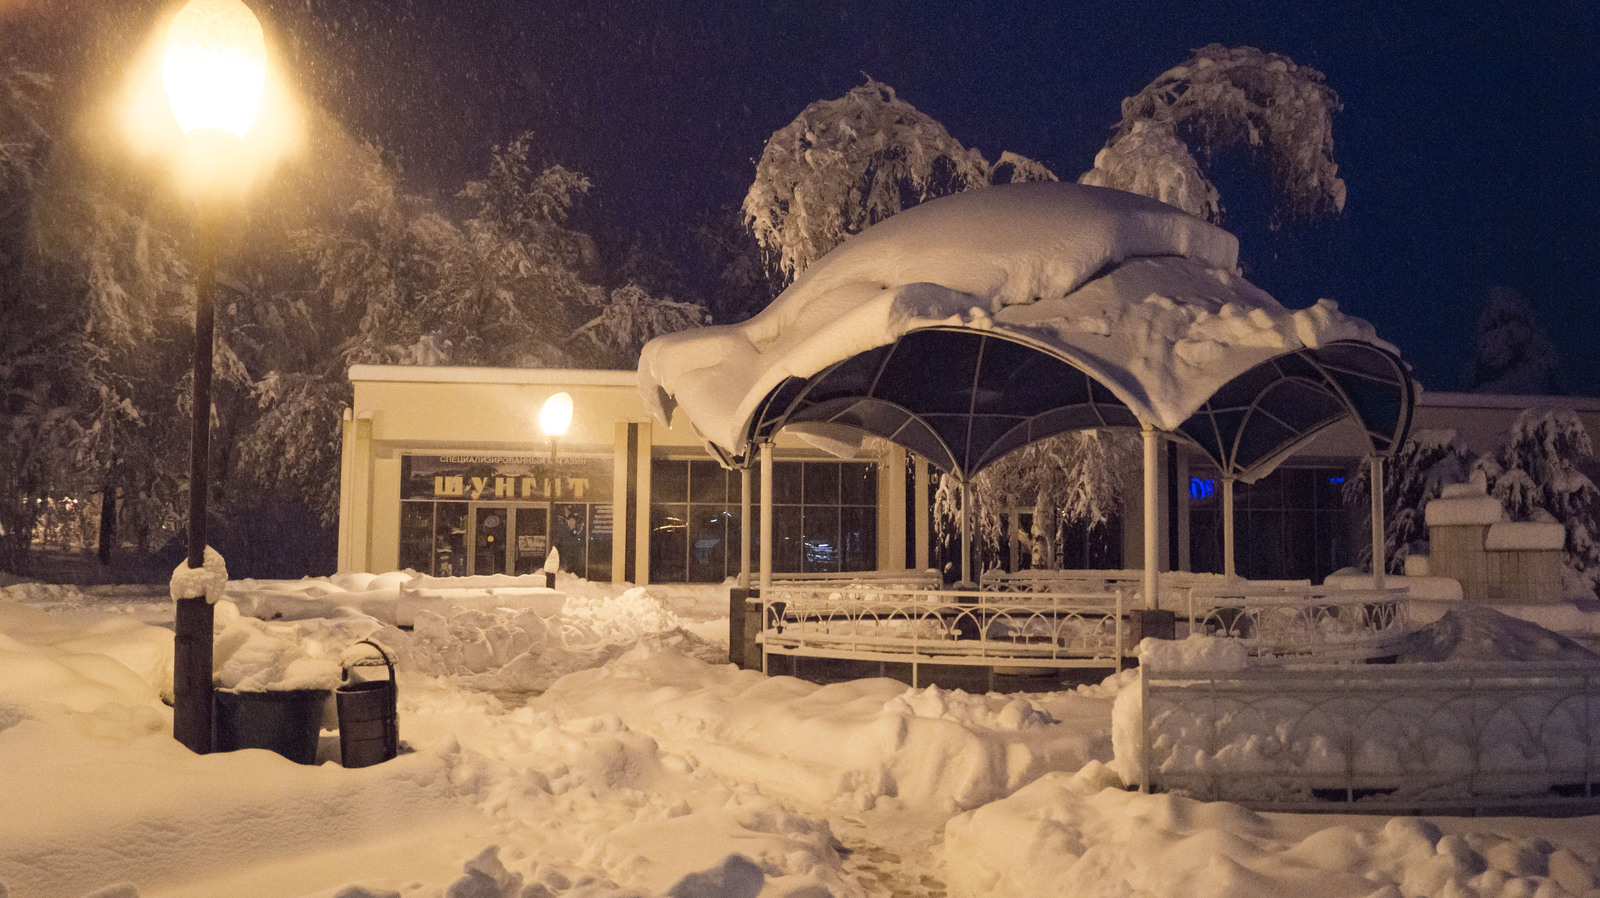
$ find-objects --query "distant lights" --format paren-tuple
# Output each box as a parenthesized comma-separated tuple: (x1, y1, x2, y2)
(1189, 477, 1216, 501)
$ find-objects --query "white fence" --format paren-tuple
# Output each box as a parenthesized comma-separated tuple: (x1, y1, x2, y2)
(1139, 662, 1600, 813)
(758, 585, 1127, 685)
(1183, 585, 1410, 662)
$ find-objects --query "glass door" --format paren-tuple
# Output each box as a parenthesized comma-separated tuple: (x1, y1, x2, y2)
(470, 504, 510, 575)
(511, 504, 549, 575)
(469, 503, 550, 576)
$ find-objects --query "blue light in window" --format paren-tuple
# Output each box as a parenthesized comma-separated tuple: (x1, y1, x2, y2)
(1328, 476, 1345, 485)
(1189, 477, 1216, 501)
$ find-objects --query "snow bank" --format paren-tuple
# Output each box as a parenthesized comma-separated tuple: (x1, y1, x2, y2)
(945, 762, 1600, 898)
(1399, 605, 1600, 664)
(538, 644, 1097, 814)
(640, 180, 1393, 457)
(0, 601, 174, 711)
(211, 600, 350, 691)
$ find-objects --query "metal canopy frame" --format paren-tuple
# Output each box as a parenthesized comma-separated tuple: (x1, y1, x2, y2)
(742, 327, 1415, 484)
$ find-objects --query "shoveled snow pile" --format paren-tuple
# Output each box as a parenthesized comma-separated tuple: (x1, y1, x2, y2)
(639, 181, 1391, 457)
(946, 761, 1600, 898)
(3, 577, 1600, 898)
(1401, 605, 1600, 663)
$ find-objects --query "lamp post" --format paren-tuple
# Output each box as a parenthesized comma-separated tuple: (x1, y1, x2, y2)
(539, 392, 573, 581)
(162, 0, 267, 754)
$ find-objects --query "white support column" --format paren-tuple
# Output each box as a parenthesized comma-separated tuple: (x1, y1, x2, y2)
(739, 465, 752, 588)
(1222, 476, 1236, 580)
(913, 456, 931, 572)
(960, 478, 973, 586)
(759, 443, 774, 592)
(1370, 455, 1386, 589)
(1142, 426, 1159, 610)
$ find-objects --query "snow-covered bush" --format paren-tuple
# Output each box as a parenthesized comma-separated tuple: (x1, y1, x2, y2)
(1473, 409, 1600, 599)
(1344, 429, 1474, 574)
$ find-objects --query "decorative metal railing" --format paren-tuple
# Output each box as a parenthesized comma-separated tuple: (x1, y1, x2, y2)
(758, 585, 1127, 681)
(767, 570, 944, 590)
(1182, 585, 1411, 662)
(1139, 662, 1600, 813)
(755, 577, 1411, 675)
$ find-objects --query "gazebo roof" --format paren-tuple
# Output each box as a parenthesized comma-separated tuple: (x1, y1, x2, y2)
(640, 182, 1414, 481)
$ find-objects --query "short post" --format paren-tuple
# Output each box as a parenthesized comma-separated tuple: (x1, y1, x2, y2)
(727, 586, 761, 669)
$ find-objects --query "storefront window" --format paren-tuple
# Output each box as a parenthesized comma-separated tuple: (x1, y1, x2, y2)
(398, 455, 613, 581)
(649, 458, 877, 582)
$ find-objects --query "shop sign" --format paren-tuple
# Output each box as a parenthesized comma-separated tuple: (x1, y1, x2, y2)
(401, 454, 613, 503)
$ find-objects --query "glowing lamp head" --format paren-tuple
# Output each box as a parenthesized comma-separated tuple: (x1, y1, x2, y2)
(162, 0, 267, 138)
(540, 392, 573, 439)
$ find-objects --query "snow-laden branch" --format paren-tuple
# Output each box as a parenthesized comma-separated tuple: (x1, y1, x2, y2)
(1081, 44, 1345, 224)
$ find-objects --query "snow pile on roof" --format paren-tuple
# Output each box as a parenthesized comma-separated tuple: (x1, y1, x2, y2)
(640, 181, 1391, 456)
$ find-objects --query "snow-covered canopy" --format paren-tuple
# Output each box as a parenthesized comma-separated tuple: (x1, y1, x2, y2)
(640, 181, 1414, 480)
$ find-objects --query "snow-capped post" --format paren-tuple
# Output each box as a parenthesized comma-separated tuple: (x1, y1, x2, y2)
(1370, 455, 1386, 589)
(1142, 427, 1159, 610)
(160, 0, 268, 754)
(1222, 476, 1236, 579)
(539, 391, 573, 580)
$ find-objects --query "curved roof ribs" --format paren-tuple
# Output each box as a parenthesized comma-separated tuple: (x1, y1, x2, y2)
(742, 328, 1414, 483)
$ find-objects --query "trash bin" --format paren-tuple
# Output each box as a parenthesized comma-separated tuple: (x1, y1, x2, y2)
(336, 639, 398, 768)
(213, 687, 328, 764)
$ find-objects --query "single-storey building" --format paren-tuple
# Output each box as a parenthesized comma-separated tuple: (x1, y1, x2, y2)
(335, 363, 1600, 586)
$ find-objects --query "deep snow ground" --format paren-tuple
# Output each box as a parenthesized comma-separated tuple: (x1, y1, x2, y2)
(3, 574, 1600, 898)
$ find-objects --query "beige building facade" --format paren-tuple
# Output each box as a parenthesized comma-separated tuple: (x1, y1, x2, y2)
(337, 364, 1600, 586)
(337, 365, 918, 584)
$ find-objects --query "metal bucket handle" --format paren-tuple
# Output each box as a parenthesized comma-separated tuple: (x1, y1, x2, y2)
(342, 638, 395, 685)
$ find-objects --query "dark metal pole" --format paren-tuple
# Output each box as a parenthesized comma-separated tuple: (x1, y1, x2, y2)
(173, 207, 217, 754)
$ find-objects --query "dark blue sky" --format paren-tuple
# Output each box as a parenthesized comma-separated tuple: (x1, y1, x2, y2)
(283, 0, 1600, 394)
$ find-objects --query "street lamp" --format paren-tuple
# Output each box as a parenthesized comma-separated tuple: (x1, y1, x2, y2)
(539, 392, 572, 583)
(162, 0, 267, 754)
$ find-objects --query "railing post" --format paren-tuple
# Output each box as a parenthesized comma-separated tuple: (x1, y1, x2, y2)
(1140, 662, 1152, 794)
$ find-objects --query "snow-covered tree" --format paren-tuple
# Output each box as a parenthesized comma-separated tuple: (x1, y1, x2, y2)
(1470, 286, 1561, 394)
(1345, 429, 1475, 574)
(575, 282, 710, 368)
(1472, 409, 1600, 599)
(691, 203, 781, 324)
(743, 79, 996, 281)
(0, 63, 51, 194)
(1080, 44, 1345, 225)
(933, 430, 1137, 574)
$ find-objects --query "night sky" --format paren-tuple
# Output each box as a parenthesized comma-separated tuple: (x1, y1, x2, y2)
(274, 0, 1600, 393)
